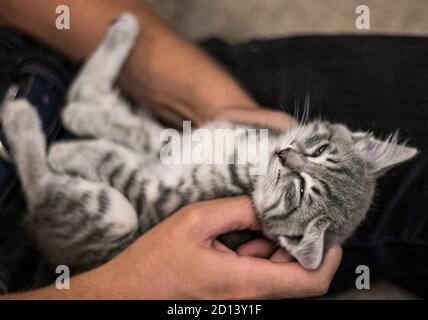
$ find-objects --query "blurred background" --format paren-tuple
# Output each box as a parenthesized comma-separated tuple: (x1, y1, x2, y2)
(145, 0, 426, 300)
(147, 0, 428, 43)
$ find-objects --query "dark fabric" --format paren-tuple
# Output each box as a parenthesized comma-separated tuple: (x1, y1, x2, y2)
(201, 36, 428, 296)
(0, 29, 21, 97)
(0, 28, 73, 292)
(0, 28, 74, 103)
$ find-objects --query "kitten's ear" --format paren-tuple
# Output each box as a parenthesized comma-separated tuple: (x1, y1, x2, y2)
(279, 216, 331, 270)
(352, 132, 418, 178)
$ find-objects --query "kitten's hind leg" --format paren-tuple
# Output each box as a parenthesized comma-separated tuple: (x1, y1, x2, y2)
(48, 139, 143, 184)
(3, 99, 138, 269)
(48, 139, 151, 212)
(31, 176, 139, 269)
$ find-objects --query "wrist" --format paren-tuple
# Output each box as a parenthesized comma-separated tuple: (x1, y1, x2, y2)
(211, 106, 297, 131)
(118, 16, 259, 126)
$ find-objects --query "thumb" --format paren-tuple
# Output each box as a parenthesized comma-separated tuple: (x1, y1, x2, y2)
(185, 196, 261, 240)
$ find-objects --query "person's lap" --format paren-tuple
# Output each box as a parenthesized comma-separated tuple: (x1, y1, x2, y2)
(201, 36, 428, 296)
(0, 31, 427, 295)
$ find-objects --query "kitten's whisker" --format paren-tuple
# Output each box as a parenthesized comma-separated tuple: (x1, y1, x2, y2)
(302, 94, 310, 126)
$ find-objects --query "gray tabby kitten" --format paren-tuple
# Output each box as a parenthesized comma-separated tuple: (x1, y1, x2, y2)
(2, 14, 417, 273)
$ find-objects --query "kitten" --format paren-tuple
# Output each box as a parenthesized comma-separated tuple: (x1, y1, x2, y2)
(2, 14, 417, 274)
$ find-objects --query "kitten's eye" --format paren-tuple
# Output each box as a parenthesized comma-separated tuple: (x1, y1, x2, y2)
(312, 144, 329, 157)
(299, 177, 305, 201)
(282, 234, 303, 243)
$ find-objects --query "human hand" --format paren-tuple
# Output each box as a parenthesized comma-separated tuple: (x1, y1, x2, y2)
(90, 196, 342, 299)
(212, 105, 298, 132)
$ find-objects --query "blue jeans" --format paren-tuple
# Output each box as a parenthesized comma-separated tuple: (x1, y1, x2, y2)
(0, 28, 73, 292)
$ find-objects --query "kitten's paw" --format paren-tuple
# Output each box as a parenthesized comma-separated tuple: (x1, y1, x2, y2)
(106, 13, 139, 49)
(2, 99, 41, 146)
(62, 102, 108, 137)
(48, 141, 101, 180)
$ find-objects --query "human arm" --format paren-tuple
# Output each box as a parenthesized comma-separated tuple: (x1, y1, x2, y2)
(1, 197, 341, 299)
(0, 0, 295, 129)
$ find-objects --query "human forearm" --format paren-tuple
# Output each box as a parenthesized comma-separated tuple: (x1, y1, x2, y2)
(0, 0, 259, 127)
(1, 268, 111, 300)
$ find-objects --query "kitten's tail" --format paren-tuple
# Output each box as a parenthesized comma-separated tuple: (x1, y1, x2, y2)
(2, 99, 50, 205)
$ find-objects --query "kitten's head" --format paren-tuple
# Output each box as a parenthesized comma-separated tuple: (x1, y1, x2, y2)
(253, 121, 417, 269)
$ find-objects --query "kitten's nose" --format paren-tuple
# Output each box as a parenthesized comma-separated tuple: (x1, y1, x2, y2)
(277, 148, 291, 165)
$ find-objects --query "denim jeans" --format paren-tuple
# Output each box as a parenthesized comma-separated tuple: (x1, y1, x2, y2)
(0, 28, 73, 292)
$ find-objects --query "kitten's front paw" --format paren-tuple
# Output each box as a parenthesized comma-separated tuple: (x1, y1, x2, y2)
(106, 13, 139, 48)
